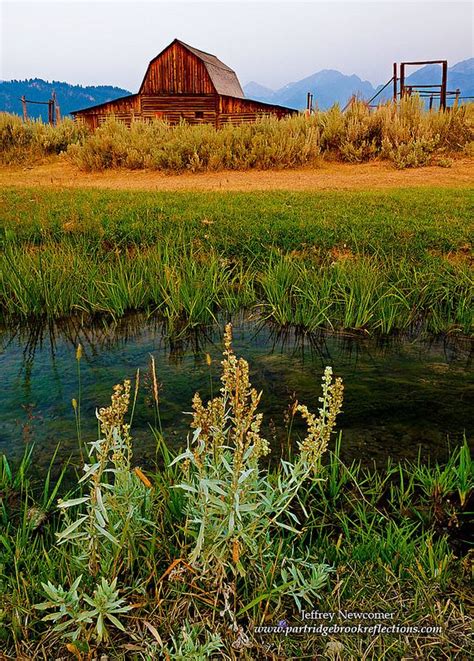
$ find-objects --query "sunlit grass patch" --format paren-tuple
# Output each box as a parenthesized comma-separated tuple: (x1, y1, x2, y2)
(0, 187, 472, 334)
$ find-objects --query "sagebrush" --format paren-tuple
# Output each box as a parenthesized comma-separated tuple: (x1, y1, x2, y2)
(1, 97, 473, 170)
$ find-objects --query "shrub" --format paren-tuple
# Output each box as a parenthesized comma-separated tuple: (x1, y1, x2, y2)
(0, 113, 87, 164)
(32, 325, 340, 649)
(68, 98, 473, 172)
(383, 136, 439, 169)
(2, 98, 472, 171)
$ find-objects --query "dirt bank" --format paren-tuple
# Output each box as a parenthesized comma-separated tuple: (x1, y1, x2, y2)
(1, 157, 473, 192)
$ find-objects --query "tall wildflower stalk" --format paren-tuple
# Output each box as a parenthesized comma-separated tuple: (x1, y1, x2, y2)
(39, 330, 345, 648)
(57, 373, 151, 575)
(172, 324, 343, 583)
(297, 366, 344, 470)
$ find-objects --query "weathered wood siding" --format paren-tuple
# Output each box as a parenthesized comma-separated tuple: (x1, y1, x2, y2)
(141, 94, 217, 125)
(218, 95, 295, 125)
(140, 42, 215, 95)
(75, 95, 141, 129)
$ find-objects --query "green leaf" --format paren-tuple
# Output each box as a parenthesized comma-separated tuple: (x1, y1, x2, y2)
(96, 613, 104, 641)
(41, 581, 60, 601)
(105, 612, 127, 631)
(42, 612, 63, 622)
(93, 523, 119, 545)
(238, 468, 255, 484)
(57, 496, 90, 508)
(70, 574, 83, 592)
(95, 486, 109, 522)
(34, 601, 56, 611)
(56, 515, 88, 540)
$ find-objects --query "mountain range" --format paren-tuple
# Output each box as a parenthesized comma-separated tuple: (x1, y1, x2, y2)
(244, 58, 474, 110)
(0, 79, 131, 121)
(1, 58, 472, 121)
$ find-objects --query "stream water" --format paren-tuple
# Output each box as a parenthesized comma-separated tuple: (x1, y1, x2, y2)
(0, 313, 472, 472)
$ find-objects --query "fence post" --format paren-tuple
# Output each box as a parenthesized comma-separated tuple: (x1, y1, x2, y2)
(21, 95, 28, 121)
(51, 92, 57, 125)
(440, 61, 447, 110)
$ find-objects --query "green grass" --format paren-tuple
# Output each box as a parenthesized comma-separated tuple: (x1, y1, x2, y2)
(2, 187, 473, 255)
(1, 187, 472, 334)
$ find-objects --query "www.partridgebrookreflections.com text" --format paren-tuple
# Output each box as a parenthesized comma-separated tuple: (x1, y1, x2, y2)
(254, 611, 442, 636)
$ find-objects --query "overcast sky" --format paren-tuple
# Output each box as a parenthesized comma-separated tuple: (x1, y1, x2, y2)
(1, 1, 472, 90)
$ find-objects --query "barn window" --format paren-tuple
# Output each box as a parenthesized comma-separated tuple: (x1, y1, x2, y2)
(195, 111, 204, 119)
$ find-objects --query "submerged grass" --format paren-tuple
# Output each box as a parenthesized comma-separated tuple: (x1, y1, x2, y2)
(0, 187, 472, 334)
(0, 328, 472, 658)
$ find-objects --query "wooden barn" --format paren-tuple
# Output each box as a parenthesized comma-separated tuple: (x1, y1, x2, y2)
(71, 39, 297, 129)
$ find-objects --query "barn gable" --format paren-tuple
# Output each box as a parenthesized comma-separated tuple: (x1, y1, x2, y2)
(139, 39, 244, 98)
(140, 40, 214, 95)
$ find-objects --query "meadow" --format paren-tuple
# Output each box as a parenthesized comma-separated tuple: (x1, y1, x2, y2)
(0, 328, 472, 659)
(0, 100, 473, 658)
(1, 97, 473, 170)
(1, 187, 472, 335)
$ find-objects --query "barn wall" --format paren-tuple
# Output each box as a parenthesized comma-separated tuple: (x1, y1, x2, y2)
(73, 85, 296, 130)
(141, 94, 217, 125)
(140, 42, 215, 95)
(217, 95, 296, 125)
(74, 95, 141, 129)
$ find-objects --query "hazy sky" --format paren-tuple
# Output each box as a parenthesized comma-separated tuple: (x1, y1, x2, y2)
(1, 1, 472, 90)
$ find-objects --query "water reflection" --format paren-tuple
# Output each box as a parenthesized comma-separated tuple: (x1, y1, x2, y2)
(0, 313, 472, 471)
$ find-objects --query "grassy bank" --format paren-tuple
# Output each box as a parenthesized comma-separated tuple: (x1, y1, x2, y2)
(1, 187, 472, 334)
(0, 328, 472, 659)
(2, 98, 473, 170)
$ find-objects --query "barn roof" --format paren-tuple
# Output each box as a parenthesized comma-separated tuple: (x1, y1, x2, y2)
(177, 40, 245, 98)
